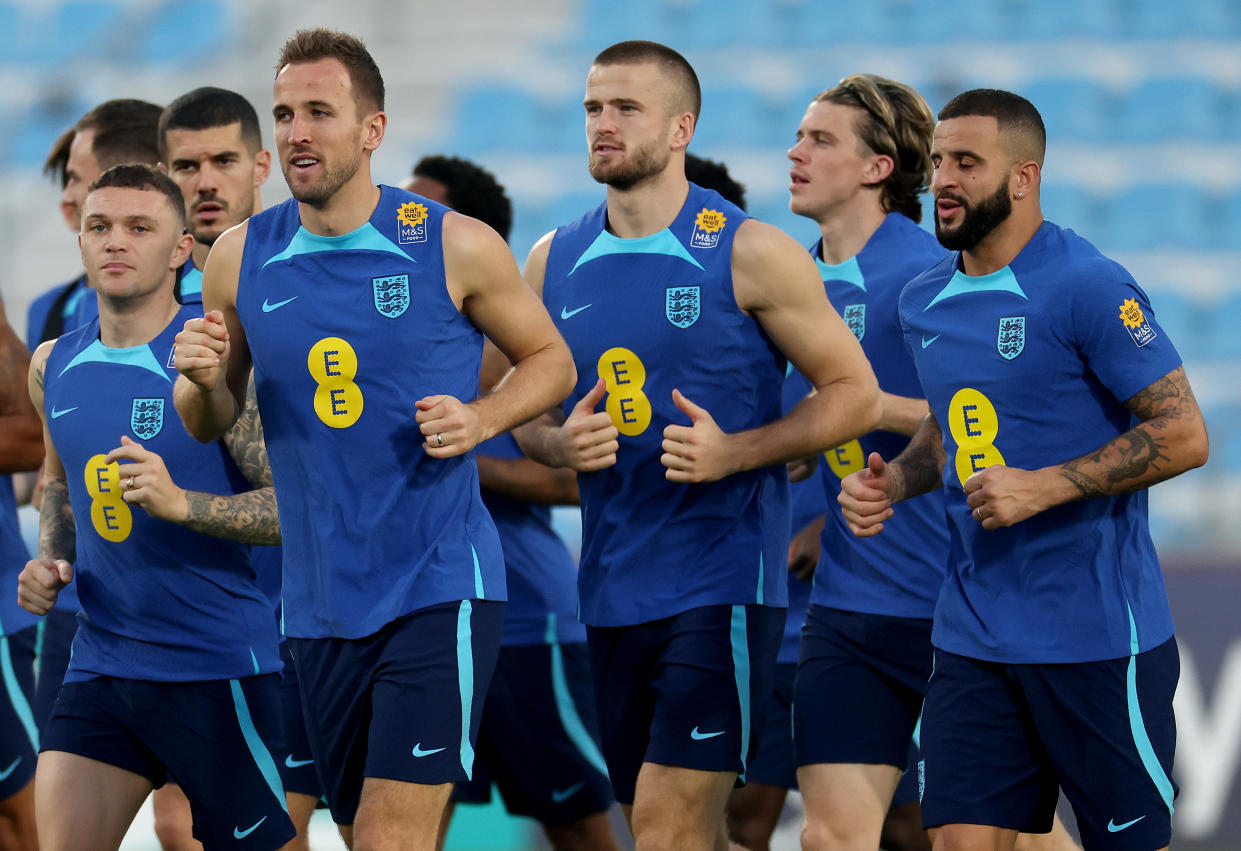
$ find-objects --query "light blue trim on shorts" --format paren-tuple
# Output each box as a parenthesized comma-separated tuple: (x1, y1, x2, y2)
(229, 678, 288, 814)
(756, 553, 765, 605)
(0, 635, 38, 751)
(546, 615, 608, 778)
(457, 600, 476, 780)
(730, 605, 751, 777)
(1125, 607, 1175, 814)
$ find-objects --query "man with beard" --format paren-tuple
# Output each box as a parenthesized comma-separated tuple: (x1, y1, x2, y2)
(839, 89, 1208, 851)
(515, 40, 880, 850)
(172, 29, 575, 849)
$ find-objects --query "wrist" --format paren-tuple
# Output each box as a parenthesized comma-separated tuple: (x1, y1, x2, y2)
(172, 489, 191, 524)
(888, 463, 907, 504)
(1037, 466, 1078, 510)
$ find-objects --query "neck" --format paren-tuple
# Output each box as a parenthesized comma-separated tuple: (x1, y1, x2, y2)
(299, 169, 381, 236)
(816, 197, 888, 265)
(604, 168, 689, 239)
(98, 279, 179, 348)
(191, 242, 211, 270)
(961, 206, 1044, 276)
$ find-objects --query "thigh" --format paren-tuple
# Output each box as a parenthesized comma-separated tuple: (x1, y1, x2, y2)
(40, 678, 165, 787)
(919, 651, 1059, 834)
(742, 661, 796, 791)
(586, 621, 660, 806)
(632, 762, 736, 851)
(276, 641, 321, 799)
(797, 762, 903, 846)
(479, 643, 613, 825)
(1017, 637, 1178, 851)
(794, 607, 931, 770)
(34, 750, 150, 851)
(0, 628, 39, 799)
(153, 676, 295, 851)
(353, 776, 453, 850)
(32, 609, 76, 734)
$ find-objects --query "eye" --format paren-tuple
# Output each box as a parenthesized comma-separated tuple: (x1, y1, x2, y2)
(312, 108, 328, 118)
(133, 225, 149, 233)
(89, 224, 106, 232)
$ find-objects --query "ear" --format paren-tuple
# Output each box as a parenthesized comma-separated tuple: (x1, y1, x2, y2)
(253, 149, 272, 188)
(1011, 159, 1039, 201)
(170, 231, 194, 271)
(362, 110, 387, 153)
(156, 161, 169, 175)
(670, 110, 695, 152)
(861, 153, 895, 188)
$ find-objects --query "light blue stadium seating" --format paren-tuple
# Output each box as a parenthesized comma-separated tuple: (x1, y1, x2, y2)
(133, 0, 228, 65)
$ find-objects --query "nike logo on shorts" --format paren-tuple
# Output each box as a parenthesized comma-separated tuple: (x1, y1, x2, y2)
(1107, 816, 1145, 833)
(233, 816, 266, 839)
(262, 296, 298, 313)
(411, 743, 446, 758)
(921, 334, 941, 349)
(690, 726, 725, 741)
(284, 755, 314, 768)
(551, 781, 585, 803)
(50, 406, 78, 419)
(560, 304, 592, 320)
(0, 757, 21, 781)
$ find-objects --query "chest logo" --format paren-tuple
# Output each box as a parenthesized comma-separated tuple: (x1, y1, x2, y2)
(373, 275, 410, 319)
(130, 397, 165, 440)
(690, 208, 726, 249)
(666, 286, 701, 329)
(1119, 298, 1157, 347)
(997, 316, 1025, 360)
(843, 304, 866, 342)
(397, 201, 429, 244)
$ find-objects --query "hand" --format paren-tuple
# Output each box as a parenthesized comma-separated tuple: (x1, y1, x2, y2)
(174, 310, 230, 391)
(963, 465, 1046, 530)
(837, 452, 896, 537)
(661, 390, 736, 483)
(105, 436, 188, 522)
(557, 378, 619, 472)
(417, 395, 483, 458)
(788, 515, 825, 581)
(18, 557, 73, 616)
(787, 454, 820, 483)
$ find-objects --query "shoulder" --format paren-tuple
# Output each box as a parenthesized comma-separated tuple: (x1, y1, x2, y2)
(1026, 221, 1135, 297)
(732, 217, 807, 268)
(442, 209, 514, 278)
(898, 252, 956, 310)
(28, 337, 57, 401)
(522, 230, 557, 297)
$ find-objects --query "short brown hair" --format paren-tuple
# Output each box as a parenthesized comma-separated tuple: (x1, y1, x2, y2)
(88, 163, 186, 227)
(938, 88, 1046, 166)
(593, 40, 701, 120)
(44, 98, 162, 187)
(275, 28, 384, 115)
(816, 74, 934, 223)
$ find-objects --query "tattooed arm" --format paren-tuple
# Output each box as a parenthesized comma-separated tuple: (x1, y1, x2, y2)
(838, 412, 945, 538)
(221, 373, 272, 488)
(0, 294, 43, 473)
(964, 366, 1209, 530)
(19, 342, 75, 615)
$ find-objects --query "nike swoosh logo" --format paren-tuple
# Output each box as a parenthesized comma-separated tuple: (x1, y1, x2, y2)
(262, 296, 298, 313)
(690, 726, 725, 741)
(560, 304, 592, 319)
(411, 743, 446, 758)
(50, 406, 78, 419)
(284, 755, 314, 768)
(233, 816, 266, 839)
(921, 334, 941, 349)
(1107, 816, 1146, 833)
(551, 781, 585, 803)
(0, 757, 21, 781)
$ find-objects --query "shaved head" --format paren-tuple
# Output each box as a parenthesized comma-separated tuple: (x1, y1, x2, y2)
(592, 40, 701, 121)
(938, 88, 1046, 167)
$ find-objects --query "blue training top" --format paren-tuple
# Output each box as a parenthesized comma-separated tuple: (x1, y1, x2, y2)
(899, 221, 1182, 664)
(812, 213, 950, 619)
(42, 309, 280, 682)
(236, 186, 505, 639)
(0, 478, 38, 636)
(544, 183, 789, 626)
(476, 432, 584, 646)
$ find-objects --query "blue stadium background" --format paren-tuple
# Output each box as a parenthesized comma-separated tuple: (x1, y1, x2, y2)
(0, 1, 1237, 848)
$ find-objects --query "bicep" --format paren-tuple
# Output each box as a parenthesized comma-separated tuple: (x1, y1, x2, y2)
(201, 225, 251, 406)
(27, 345, 65, 482)
(1123, 366, 1201, 424)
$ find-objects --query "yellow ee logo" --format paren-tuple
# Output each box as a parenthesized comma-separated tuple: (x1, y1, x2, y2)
(597, 347, 651, 436)
(825, 439, 865, 479)
(308, 337, 364, 429)
(84, 454, 132, 542)
(947, 388, 1006, 487)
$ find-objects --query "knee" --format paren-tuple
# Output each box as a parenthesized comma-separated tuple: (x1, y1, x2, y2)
(801, 818, 869, 851)
(725, 813, 771, 851)
(152, 816, 200, 851)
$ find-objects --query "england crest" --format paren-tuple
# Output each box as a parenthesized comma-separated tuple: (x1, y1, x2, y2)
(843, 304, 866, 342)
(666, 286, 700, 329)
(997, 316, 1025, 360)
(373, 275, 410, 319)
(130, 398, 164, 440)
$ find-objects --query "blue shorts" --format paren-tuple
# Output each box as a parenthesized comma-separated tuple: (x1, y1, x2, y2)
(745, 662, 796, 789)
(277, 641, 320, 798)
(794, 606, 932, 769)
(288, 599, 505, 825)
(33, 608, 77, 733)
(453, 640, 613, 824)
(43, 674, 294, 850)
(0, 627, 39, 799)
(921, 638, 1179, 850)
(891, 737, 920, 808)
(586, 604, 783, 805)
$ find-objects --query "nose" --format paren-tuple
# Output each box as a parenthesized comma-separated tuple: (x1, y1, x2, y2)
(787, 137, 807, 163)
(285, 112, 311, 147)
(932, 163, 954, 196)
(197, 162, 219, 194)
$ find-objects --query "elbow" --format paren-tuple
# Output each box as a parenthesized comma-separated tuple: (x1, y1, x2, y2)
(855, 379, 882, 437)
(555, 347, 577, 406)
(1183, 419, 1210, 471)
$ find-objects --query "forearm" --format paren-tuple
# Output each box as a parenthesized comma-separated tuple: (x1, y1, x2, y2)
(38, 480, 75, 562)
(876, 392, 930, 437)
(729, 376, 881, 473)
(512, 412, 569, 468)
(174, 375, 240, 443)
(478, 456, 579, 505)
(181, 487, 281, 546)
(471, 344, 575, 442)
(887, 414, 946, 503)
